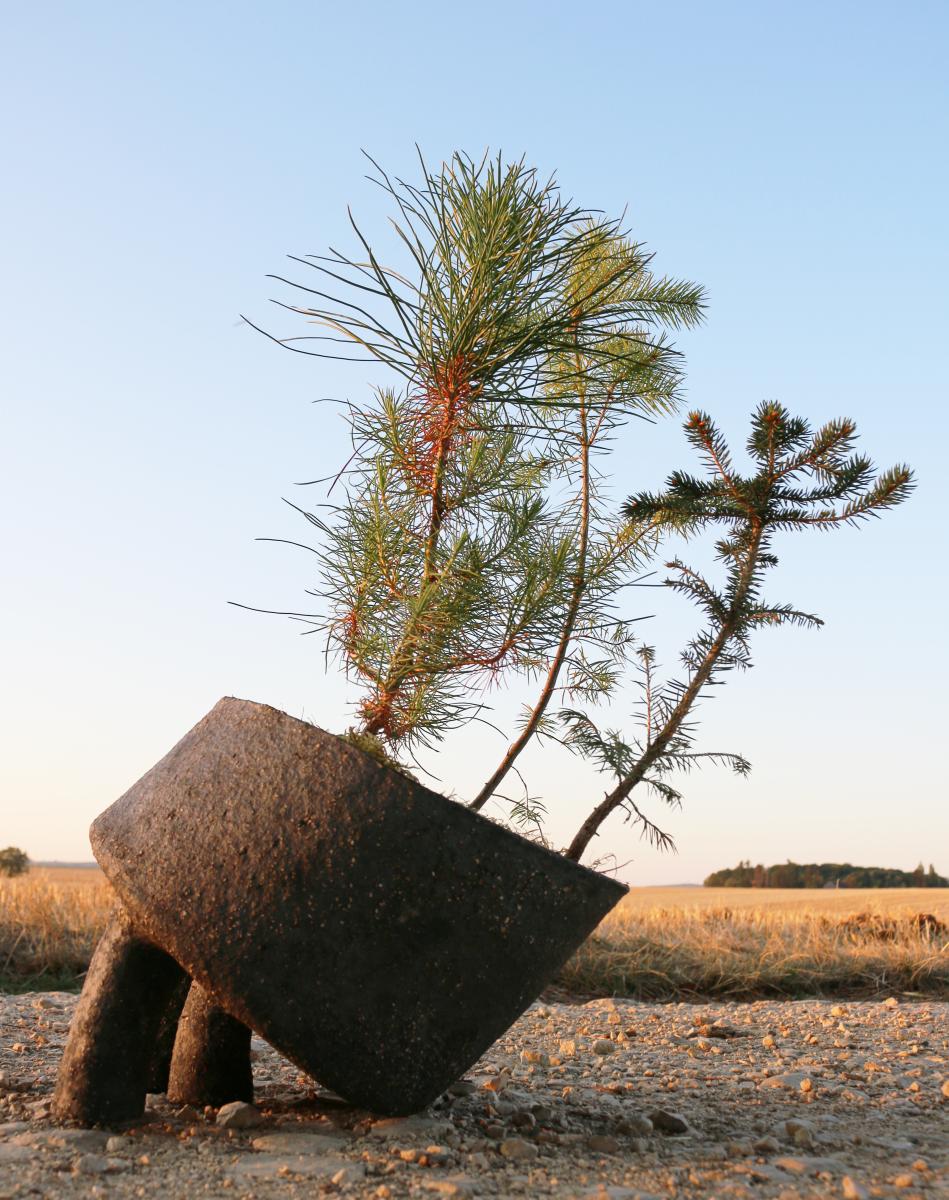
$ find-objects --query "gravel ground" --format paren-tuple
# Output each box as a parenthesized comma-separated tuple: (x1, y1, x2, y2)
(1, 992, 946, 1199)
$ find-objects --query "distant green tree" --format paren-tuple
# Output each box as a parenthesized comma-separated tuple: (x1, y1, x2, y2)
(0, 847, 29, 877)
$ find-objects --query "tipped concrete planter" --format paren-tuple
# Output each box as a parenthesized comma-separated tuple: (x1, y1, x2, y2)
(53, 698, 626, 1123)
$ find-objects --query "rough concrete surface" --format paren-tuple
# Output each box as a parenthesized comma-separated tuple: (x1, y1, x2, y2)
(1, 991, 946, 1199)
(87, 697, 624, 1114)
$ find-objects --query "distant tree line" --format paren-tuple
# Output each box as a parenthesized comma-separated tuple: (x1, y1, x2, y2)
(704, 860, 947, 888)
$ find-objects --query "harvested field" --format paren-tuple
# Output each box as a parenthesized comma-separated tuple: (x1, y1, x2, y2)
(1, 870, 947, 999)
(0, 867, 113, 992)
(560, 889, 949, 1001)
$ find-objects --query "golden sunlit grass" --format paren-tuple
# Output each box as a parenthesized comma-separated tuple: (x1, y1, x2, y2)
(2, 870, 947, 999)
(558, 887, 949, 1000)
(0, 866, 114, 991)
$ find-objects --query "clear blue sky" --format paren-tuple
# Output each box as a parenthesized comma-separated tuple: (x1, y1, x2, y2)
(2, 2, 946, 883)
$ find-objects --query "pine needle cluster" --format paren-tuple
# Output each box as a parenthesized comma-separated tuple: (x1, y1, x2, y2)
(258, 152, 704, 753)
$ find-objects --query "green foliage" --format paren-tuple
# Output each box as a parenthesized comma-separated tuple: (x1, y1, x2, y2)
(469, 223, 707, 809)
(561, 403, 914, 861)
(704, 860, 948, 888)
(260, 152, 703, 757)
(248, 151, 913, 863)
(0, 847, 29, 877)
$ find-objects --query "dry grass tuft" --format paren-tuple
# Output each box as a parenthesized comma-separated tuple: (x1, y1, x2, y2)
(0, 867, 114, 991)
(558, 889, 949, 1000)
(2, 871, 947, 1000)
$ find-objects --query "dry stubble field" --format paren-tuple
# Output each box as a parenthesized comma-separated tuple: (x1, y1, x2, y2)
(1, 869, 946, 1000)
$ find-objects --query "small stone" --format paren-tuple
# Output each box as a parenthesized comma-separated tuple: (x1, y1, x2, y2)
(587, 1134, 620, 1153)
(559, 1039, 577, 1057)
(648, 1108, 690, 1134)
(941, 1079, 949, 1099)
(330, 1164, 366, 1184)
(774, 1156, 810, 1174)
(892, 1175, 914, 1189)
(422, 1179, 475, 1198)
(74, 1154, 110, 1175)
(883, 996, 900, 1008)
(498, 1137, 538, 1160)
(216, 1100, 263, 1129)
(422, 1144, 454, 1167)
(520, 1049, 549, 1066)
(842, 1177, 866, 1200)
(592, 1039, 615, 1056)
(799, 1077, 813, 1093)
(105, 1136, 131, 1153)
(448, 1080, 477, 1097)
(616, 1114, 653, 1136)
(759, 1072, 809, 1091)
(753, 1135, 780, 1153)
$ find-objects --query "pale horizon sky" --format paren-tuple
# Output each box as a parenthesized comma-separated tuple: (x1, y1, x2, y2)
(2, 2, 947, 885)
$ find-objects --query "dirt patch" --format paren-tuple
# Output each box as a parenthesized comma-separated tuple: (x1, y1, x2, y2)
(1, 992, 946, 1198)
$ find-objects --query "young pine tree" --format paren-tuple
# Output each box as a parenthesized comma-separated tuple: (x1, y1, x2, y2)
(257, 153, 701, 759)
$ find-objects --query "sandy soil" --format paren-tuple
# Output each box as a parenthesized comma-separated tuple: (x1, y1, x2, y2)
(1, 991, 946, 1199)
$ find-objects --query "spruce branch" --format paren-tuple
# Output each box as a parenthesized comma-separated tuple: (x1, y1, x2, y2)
(563, 403, 914, 862)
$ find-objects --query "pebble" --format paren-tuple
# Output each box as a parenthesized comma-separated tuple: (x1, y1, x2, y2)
(422, 1179, 475, 1197)
(498, 1137, 538, 1160)
(842, 1177, 867, 1200)
(617, 1114, 653, 1136)
(759, 1071, 810, 1090)
(592, 1039, 615, 1055)
(215, 1100, 263, 1129)
(647, 1108, 690, 1134)
(73, 1154, 111, 1175)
